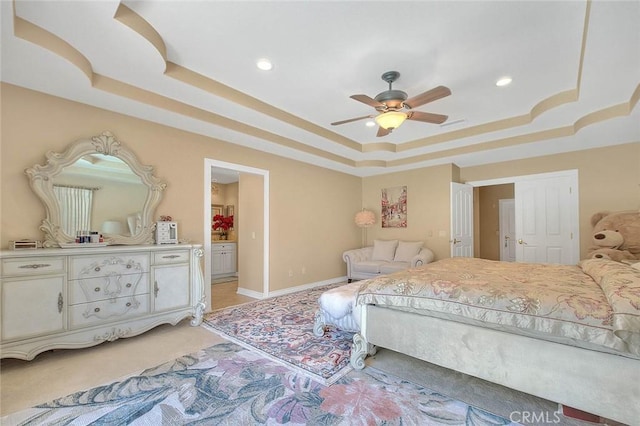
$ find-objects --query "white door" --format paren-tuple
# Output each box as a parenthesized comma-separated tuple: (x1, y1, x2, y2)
(515, 175, 578, 264)
(450, 182, 474, 257)
(499, 199, 516, 262)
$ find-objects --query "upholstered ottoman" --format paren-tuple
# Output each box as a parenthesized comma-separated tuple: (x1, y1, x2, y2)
(313, 281, 362, 336)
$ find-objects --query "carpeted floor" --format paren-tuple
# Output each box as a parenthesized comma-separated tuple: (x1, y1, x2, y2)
(1, 342, 518, 425)
(201, 282, 619, 426)
(3, 284, 621, 425)
(203, 283, 354, 385)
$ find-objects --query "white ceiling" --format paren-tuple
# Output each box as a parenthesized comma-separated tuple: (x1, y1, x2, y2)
(2, 1, 638, 177)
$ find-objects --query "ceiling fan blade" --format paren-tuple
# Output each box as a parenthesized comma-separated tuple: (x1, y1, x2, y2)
(331, 115, 372, 126)
(350, 94, 385, 108)
(407, 111, 448, 124)
(376, 126, 391, 137)
(404, 86, 451, 109)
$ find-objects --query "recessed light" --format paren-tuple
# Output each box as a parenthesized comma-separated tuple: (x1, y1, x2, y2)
(496, 76, 512, 87)
(365, 120, 376, 127)
(256, 58, 273, 71)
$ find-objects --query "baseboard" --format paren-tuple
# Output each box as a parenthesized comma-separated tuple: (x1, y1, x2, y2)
(211, 274, 238, 285)
(267, 276, 347, 298)
(236, 287, 263, 299)
(236, 276, 347, 300)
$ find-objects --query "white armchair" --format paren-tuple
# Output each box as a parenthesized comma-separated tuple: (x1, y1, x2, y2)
(343, 240, 435, 282)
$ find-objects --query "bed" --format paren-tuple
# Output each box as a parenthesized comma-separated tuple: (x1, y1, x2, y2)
(349, 257, 640, 425)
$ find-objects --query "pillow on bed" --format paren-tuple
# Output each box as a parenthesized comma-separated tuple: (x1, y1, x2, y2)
(394, 241, 424, 262)
(580, 259, 640, 351)
(371, 239, 399, 262)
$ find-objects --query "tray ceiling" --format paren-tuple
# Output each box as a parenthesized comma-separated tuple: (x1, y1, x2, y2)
(1, 0, 638, 176)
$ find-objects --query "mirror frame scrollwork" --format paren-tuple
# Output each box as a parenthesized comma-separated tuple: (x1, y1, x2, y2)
(25, 131, 167, 247)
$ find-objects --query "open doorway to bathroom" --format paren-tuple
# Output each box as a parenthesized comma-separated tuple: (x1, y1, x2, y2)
(210, 167, 251, 310)
(204, 159, 270, 313)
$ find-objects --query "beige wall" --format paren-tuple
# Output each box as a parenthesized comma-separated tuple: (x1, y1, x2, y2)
(362, 164, 456, 261)
(238, 173, 263, 293)
(461, 144, 640, 258)
(361, 145, 639, 262)
(3, 82, 638, 295)
(0, 84, 362, 296)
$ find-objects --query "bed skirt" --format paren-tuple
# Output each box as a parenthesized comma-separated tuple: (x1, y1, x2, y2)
(351, 304, 639, 425)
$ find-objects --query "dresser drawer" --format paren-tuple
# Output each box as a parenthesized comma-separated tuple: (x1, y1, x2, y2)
(212, 243, 236, 253)
(1, 257, 65, 277)
(69, 273, 149, 305)
(153, 250, 189, 265)
(69, 295, 149, 329)
(70, 254, 149, 280)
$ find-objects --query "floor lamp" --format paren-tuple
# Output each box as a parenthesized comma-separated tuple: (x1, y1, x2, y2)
(354, 210, 376, 248)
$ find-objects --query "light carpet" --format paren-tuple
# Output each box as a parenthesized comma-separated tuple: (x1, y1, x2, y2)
(203, 283, 354, 385)
(1, 342, 517, 425)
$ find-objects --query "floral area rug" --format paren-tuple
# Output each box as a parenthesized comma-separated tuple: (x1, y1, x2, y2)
(2, 342, 518, 425)
(203, 283, 355, 385)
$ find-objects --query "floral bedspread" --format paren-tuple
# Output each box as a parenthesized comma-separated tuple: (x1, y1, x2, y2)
(356, 257, 640, 357)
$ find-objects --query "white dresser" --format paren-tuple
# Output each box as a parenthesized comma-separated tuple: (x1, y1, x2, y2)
(0, 244, 204, 360)
(211, 242, 237, 277)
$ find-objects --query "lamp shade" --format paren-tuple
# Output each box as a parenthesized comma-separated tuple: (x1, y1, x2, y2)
(355, 210, 376, 228)
(375, 111, 407, 130)
(101, 220, 124, 235)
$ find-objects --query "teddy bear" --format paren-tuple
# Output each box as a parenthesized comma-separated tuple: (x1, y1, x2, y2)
(587, 247, 637, 262)
(587, 210, 640, 260)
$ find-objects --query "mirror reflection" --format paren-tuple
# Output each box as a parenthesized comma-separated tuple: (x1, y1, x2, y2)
(51, 153, 148, 238)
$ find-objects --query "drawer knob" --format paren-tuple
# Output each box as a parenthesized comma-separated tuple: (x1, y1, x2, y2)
(126, 302, 132, 307)
(94, 266, 101, 272)
(163, 255, 180, 259)
(126, 264, 132, 269)
(94, 307, 101, 313)
(126, 283, 132, 288)
(94, 287, 101, 292)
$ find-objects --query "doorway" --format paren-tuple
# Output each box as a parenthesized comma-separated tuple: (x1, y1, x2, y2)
(475, 184, 515, 261)
(467, 169, 579, 265)
(204, 159, 270, 312)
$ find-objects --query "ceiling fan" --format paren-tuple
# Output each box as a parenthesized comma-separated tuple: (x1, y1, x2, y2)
(331, 71, 451, 137)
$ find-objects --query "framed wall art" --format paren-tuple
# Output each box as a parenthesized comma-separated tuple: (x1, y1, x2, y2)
(381, 186, 407, 228)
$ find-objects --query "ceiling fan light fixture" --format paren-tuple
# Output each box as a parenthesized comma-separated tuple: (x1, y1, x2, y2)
(375, 111, 407, 130)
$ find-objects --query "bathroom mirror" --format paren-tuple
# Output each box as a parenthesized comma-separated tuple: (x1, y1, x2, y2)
(26, 131, 166, 247)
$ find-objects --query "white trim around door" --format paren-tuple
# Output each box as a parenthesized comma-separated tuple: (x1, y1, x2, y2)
(204, 159, 270, 310)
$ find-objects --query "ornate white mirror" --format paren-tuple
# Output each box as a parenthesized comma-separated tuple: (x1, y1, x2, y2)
(26, 131, 166, 247)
